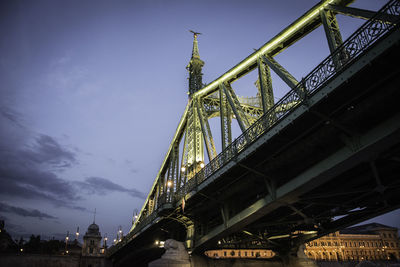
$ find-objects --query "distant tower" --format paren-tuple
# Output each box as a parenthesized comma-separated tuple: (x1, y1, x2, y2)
(186, 31, 204, 96)
(82, 210, 102, 256)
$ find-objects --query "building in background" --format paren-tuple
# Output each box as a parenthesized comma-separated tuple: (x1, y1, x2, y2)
(305, 223, 400, 261)
(82, 222, 102, 256)
(204, 223, 400, 261)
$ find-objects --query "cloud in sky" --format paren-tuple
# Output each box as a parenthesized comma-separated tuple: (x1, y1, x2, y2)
(0, 107, 84, 211)
(0, 107, 145, 216)
(76, 177, 146, 199)
(0, 202, 57, 219)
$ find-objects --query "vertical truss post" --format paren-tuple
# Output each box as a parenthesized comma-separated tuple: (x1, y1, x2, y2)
(196, 97, 217, 161)
(257, 56, 274, 114)
(261, 55, 305, 99)
(219, 86, 232, 150)
(186, 99, 204, 179)
(320, 9, 346, 69)
(179, 127, 189, 188)
(220, 83, 250, 133)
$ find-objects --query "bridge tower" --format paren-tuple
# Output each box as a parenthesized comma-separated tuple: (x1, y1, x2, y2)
(184, 32, 206, 179)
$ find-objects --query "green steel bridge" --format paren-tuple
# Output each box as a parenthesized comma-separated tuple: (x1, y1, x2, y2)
(108, 0, 400, 265)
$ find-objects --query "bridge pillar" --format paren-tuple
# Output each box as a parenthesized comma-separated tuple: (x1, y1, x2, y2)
(148, 239, 191, 267)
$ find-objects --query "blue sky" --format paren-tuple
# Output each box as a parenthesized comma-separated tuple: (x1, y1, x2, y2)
(1, 0, 397, 242)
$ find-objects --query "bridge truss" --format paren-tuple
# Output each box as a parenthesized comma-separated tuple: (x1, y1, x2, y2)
(108, 0, 400, 261)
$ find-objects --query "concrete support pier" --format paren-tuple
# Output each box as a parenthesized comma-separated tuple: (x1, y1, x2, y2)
(148, 239, 190, 267)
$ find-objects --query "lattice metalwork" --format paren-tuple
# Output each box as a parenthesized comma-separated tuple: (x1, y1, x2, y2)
(196, 98, 217, 161)
(220, 83, 251, 133)
(173, 0, 400, 213)
(219, 87, 233, 150)
(108, 1, 400, 257)
(320, 9, 348, 69)
(257, 57, 274, 113)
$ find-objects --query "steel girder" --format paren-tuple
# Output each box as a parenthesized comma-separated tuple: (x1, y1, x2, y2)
(257, 57, 275, 114)
(196, 98, 217, 161)
(219, 88, 232, 150)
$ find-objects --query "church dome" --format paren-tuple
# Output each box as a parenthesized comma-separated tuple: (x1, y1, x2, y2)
(86, 223, 101, 236)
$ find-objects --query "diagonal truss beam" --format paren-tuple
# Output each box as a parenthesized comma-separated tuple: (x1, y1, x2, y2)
(320, 9, 346, 69)
(257, 57, 274, 114)
(196, 98, 217, 161)
(220, 83, 250, 133)
(328, 4, 400, 24)
(261, 55, 304, 98)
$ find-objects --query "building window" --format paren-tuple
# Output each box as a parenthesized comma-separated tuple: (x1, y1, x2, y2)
(383, 233, 387, 238)
(224, 251, 227, 257)
(89, 248, 93, 254)
(245, 251, 247, 256)
(90, 240, 94, 245)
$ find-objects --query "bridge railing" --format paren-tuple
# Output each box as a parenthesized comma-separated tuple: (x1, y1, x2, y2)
(108, 0, 399, 256)
(174, 0, 400, 203)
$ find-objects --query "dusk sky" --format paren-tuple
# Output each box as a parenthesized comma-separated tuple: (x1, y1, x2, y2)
(1, 0, 398, 243)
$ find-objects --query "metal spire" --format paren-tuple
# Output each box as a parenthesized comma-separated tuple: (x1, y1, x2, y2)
(190, 30, 201, 58)
(187, 30, 204, 96)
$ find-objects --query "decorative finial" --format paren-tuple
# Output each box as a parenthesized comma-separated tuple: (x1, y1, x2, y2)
(189, 30, 202, 38)
(93, 208, 96, 223)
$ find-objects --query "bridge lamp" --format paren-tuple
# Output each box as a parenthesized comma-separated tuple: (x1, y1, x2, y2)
(199, 162, 205, 168)
(167, 180, 173, 188)
(65, 236, 69, 241)
(155, 240, 159, 245)
(181, 166, 186, 173)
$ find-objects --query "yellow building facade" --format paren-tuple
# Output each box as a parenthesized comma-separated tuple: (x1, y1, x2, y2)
(305, 223, 400, 261)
